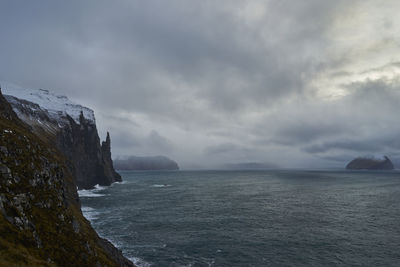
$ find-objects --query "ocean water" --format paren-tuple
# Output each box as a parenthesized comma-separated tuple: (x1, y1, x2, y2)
(79, 170, 400, 266)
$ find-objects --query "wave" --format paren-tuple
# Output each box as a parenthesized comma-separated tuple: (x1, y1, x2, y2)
(129, 257, 152, 267)
(80, 184, 151, 267)
(151, 184, 171, 188)
(111, 180, 129, 186)
(78, 189, 106, 198)
(81, 206, 100, 221)
(78, 184, 107, 198)
(96, 231, 153, 267)
(84, 215, 153, 267)
(93, 184, 107, 190)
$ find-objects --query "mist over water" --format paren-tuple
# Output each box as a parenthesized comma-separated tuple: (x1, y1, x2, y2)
(80, 170, 400, 266)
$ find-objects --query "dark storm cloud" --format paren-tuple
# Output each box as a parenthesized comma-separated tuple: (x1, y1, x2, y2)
(303, 140, 384, 154)
(1, 1, 400, 168)
(0, 0, 339, 113)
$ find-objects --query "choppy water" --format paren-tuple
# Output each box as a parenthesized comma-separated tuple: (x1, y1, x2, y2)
(79, 170, 400, 266)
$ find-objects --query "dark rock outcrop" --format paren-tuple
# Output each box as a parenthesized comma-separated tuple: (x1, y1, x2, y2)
(4, 93, 121, 189)
(56, 112, 121, 189)
(346, 156, 394, 170)
(0, 88, 133, 266)
(102, 132, 122, 182)
(114, 155, 179, 171)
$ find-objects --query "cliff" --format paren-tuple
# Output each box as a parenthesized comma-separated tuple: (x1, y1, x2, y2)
(0, 88, 133, 266)
(55, 112, 121, 189)
(3, 83, 121, 189)
(346, 156, 394, 170)
(114, 156, 179, 171)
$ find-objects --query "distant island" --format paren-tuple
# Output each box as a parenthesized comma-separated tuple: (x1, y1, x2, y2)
(114, 155, 179, 170)
(346, 156, 394, 170)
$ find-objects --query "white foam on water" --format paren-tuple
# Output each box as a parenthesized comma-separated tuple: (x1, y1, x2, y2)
(81, 206, 100, 221)
(129, 257, 152, 267)
(111, 180, 129, 186)
(78, 184, 108, 198)
(79, 183, 150, 267)
(81, 206, 95, 212)
(151, 184, 171, 188)
(98, 234, 153, 267)
(93, 184, 107, 190)
(78, 189, 106, 198)
(132, 244, 167, 249)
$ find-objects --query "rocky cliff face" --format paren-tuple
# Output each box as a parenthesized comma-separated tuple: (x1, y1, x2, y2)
(3, 83, 120, 189)
(55, 113, 121, 189)
(0, 88, 133, 266)
(346, 156, 394, 170)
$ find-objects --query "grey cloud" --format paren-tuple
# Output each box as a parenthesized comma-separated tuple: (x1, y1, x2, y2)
(107, 129, 174, 159)
(111, 132, 142, 149)
(302, 140, 384, 154)
(1, 1, 400, 168)
(272, 122, 346, 145)
(298, 79, 400, 157)
(1, 0, 340, 115)
(204, 143, 239, 155)
(146, 130, 173, 153)
(319, 154, 355, 163)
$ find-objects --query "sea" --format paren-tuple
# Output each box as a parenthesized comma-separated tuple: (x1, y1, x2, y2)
(78, 170, 400, 267)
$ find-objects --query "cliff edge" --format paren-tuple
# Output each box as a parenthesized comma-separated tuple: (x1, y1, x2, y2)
(0, 88, 133, 266)
(2, 82, 121, 189)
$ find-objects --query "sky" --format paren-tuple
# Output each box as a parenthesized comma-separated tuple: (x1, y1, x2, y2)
(1, 0, 400, 169)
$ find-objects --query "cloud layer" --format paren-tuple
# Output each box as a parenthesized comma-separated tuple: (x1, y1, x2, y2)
(2, 0, 400, 168)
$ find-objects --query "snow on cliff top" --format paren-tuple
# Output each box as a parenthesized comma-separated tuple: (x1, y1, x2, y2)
(1, 81, 95, 123)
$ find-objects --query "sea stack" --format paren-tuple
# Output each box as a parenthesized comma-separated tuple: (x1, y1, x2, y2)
(346, 156, 394, 170)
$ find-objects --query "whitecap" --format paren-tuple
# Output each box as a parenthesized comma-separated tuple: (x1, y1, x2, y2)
(78, 184, 108, 198)
(81, 206, 95, 212)
(129, 257, 152, 267)
(93, 184, 107, 190)
(78, 189, 106, 198)
(151, 184, 171, 188)
(111, 180, 129, 186)
(81, 206, 100, 221)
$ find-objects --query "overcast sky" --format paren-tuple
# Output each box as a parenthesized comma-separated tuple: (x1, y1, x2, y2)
(2, 0, 400, 169)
